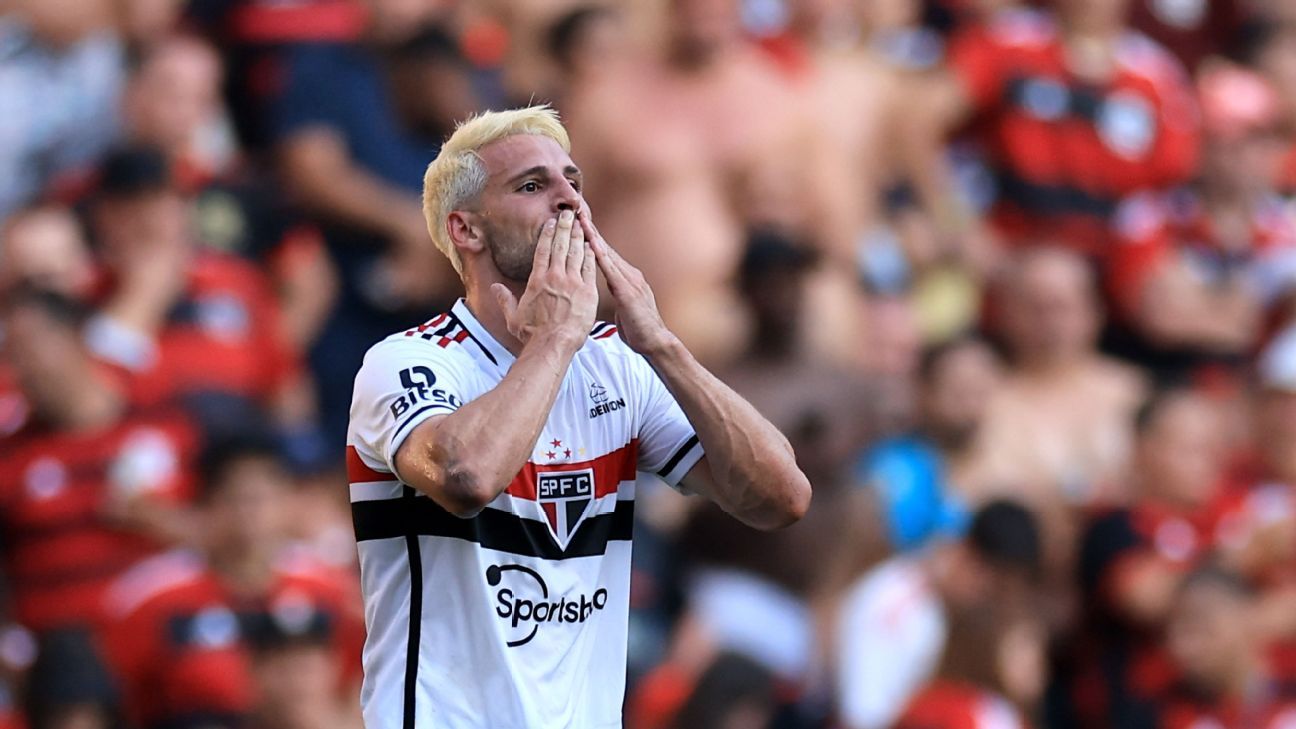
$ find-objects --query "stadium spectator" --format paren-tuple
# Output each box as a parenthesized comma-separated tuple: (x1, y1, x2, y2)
(1244, 20, 1296, 200)
(545, 5, 630, 106)
(563, 0, 809, 364)
(1067, 388, 1238, 728)
(833, 499, 1041, 729)
(667, 652, 779, 729)
(1104, 65, 1292, 375)
(387, 24, 481, 145)
(893, 606, 1041, 729)
(0, 0, 123, 221)
(262, 0, 458, 446)
(1158, 567, 1296, 729)
(0, 286, 200, 634)
(85, 145, 317, 447)
(903, 0, 1200, 258)
(977, 248, 1146, 513)
(670, 231, 879, 685)
(99, 436, 364, 729)
(119, 33, 338, 352)
(246, 614, 361, 729)
(854, 335, 1000, 555)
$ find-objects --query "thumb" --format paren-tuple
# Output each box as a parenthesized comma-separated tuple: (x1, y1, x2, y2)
(491, 282, 518, 324)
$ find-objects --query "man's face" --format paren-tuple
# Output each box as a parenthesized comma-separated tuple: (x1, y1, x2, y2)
(93, 190, 190, 266)
(1167, 581, 1254, 692)
(466, 135, 584, 282)
(204, 456, 290, 557)
(1002, 253, 1100, 365)
(923, 342, 1002, 451)
(1138, 395, 1223, 508)
(126, 39, 222, 153)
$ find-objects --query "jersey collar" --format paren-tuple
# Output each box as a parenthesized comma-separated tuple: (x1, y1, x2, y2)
(450, 298, 515, 371)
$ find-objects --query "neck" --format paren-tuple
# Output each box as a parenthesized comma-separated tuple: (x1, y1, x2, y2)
(465, 282, 525, 355)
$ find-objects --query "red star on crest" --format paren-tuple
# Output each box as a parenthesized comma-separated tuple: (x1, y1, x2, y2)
(551, 439, 562, 448)
(544, 451, 556, 460)
(564, 448, 572, 458)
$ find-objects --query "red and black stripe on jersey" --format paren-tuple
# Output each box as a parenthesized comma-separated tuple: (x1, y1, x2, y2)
(0, 405, 199, 632)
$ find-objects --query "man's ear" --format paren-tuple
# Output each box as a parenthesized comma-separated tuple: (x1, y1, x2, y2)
(446, 211, 484, 256)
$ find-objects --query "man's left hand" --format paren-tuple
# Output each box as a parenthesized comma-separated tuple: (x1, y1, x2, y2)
(582, 214, 677, 357)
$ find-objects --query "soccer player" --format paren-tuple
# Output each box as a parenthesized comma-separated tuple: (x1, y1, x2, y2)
(346, 106, 811, 728)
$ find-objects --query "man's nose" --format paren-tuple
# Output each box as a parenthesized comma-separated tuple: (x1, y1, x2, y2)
(553, 180, 582, 212)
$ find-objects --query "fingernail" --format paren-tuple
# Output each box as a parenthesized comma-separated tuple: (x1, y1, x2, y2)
(546, 219, 556, 229)
(561, 210, 573, 222)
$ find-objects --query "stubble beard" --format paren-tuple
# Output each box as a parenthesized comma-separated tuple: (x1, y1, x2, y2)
(482, 220, 536, 283)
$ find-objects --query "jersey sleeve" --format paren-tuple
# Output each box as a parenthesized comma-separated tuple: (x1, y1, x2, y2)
(630, 355, 703, 490)
(348, 339, 471, 475)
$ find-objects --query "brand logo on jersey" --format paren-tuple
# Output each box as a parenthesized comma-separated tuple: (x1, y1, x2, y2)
(588, 382, 625, 419)
(486, 564, 608, 647)
(389, 366, 462, 420)
(537, 469, 594, 548)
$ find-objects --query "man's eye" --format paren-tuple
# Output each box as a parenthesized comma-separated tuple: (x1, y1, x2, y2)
(520, 181, 540, 193)
(568, 179, 582, 192)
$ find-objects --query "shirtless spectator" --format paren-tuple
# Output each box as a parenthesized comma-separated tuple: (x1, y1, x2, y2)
(903, 0, 1200, 258)
(1105, 65, 1292, 375)
(563, 0, 810, 363)
(978, 248, 1146, 511)
(834, 500, 1040, 729)
(669, 232, 878, 686)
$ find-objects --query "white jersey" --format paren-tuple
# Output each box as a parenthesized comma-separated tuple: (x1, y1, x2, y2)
(346, 299, 704, 729)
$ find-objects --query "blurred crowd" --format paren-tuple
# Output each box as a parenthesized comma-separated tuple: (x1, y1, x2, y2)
(4, 0, 1296, 727)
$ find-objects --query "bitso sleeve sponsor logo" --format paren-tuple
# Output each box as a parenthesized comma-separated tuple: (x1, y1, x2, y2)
(485, 564, 608, 647)
(390, 366, 463, 419)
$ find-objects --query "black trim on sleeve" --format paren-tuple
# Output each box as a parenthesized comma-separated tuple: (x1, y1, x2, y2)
(391, 404, 456, 443)
(352, 496, 635, 560)
(401, 486, 423, 729)
(655, 434, 701, 479)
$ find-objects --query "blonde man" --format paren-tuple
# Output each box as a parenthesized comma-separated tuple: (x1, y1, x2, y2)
(346, 106, 811, 728)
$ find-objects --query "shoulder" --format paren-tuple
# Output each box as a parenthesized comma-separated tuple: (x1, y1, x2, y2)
(361, 315, 480, 372)
(104, 550, 215, 619)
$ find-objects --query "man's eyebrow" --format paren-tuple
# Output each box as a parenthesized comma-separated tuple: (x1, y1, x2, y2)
(506, 166, 549, 186)
(565, 165, 583, 178)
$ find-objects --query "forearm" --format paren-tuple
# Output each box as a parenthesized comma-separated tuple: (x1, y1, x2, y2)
(646, 337, 810, 529)
(406, 337, 579, 515)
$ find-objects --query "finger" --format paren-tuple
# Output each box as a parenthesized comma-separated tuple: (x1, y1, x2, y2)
(590, 234, 629, 293)
(581, 241, 596, 283)
(550, 209, 575, 267)
(533, 218, 557, 274)
(567, 212, 586, 274)
(491, 282, 518, 326)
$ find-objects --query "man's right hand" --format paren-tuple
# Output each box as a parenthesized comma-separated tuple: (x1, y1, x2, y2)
(492, 209, 597, 350)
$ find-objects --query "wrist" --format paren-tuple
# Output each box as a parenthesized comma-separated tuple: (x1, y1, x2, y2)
(639, 331, 685, 363)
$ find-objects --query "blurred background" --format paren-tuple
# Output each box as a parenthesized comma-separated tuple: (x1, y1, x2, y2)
(3, 0, 1296, 727)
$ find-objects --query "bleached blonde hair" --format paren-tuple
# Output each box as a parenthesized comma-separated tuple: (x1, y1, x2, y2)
(422, 105, 572, 277)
